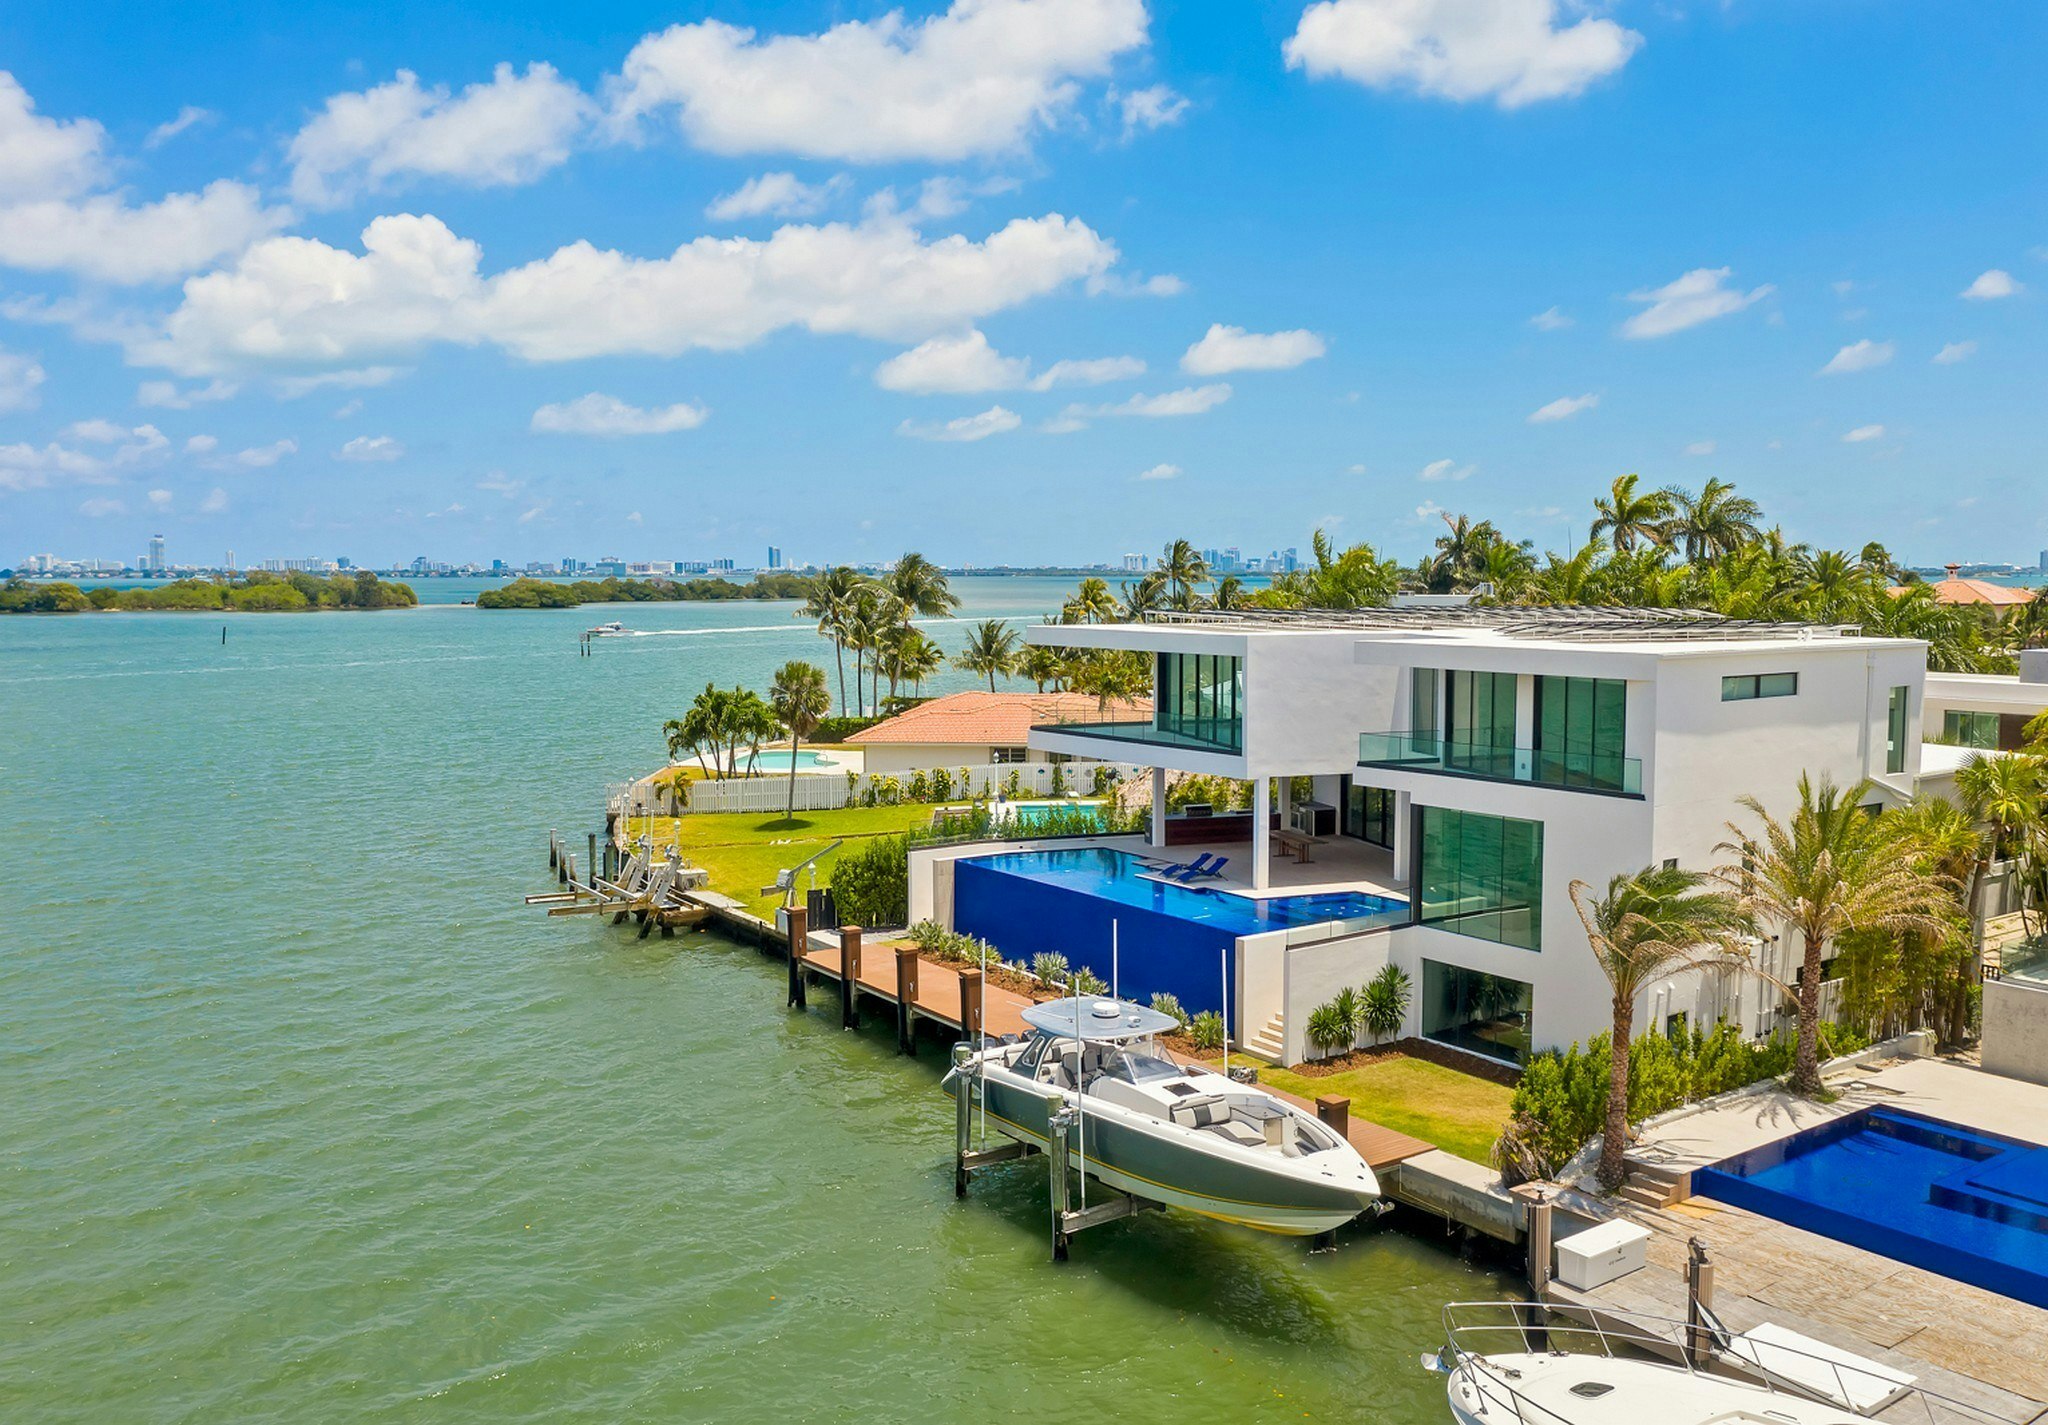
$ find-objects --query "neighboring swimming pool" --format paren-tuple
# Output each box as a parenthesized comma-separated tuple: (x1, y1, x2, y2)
(742, 749, 841, 772)
(1695, 1107, 2048, 1309)
(1006, 800, 1105, 831)
(950, 847, 1407, 1017)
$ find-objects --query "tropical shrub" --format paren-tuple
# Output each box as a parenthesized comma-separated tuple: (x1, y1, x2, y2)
(1031, 952, 1071, 990)
(871, 775, 902, 806)
(1306, 1002, 1354, 1057)
(1148, 992, 1189, 1029)
(1361, 964, 1411, 1042)
(1071, 967, 1108, 996)
(1188, 1011, 1226, 1052)
(1090, 765, 1120, 798)
(830, 835, 908, 927)
(906, 769, 931, 802)
(1049, 763, 1068, 798)
(1002, 768, 1023, 800)
(930, 767, 953, 801)
(813, 715, 882, 744)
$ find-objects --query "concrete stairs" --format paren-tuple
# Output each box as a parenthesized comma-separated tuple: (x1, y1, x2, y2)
(1246, 1013, 1287, 1064)
(1617, 1157, 1691, 1209)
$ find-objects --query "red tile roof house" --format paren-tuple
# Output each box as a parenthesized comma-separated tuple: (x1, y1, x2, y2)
(846, 691, 1152, 774)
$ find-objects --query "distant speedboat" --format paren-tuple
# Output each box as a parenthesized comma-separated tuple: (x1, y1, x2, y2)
(942, 996, 1380, 1235)
(586, 621, 627, 636)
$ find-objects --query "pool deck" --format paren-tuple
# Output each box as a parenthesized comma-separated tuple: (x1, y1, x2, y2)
(1551, 1056, 2048, 1421)
(1098, 832, 1409, 903)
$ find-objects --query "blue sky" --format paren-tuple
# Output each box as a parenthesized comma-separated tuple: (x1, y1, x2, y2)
(1, 0, 2043, 569)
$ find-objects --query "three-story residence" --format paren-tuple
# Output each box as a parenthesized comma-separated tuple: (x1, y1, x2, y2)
(908, 606, 1931, 1069)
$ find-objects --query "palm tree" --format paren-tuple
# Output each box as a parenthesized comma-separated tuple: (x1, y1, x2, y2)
(1212, 575, 1249, 611)
(1590, 474, 1676, 555)
(1427, 513, 1508, 592)
(1119, 572, 1167, 619)
(1669, 478, 1762, 562)
(1957, 751, 2045, 937)
(1884, 798, 1982, 1044)
(730, 690, 780, 778)
(1158, 538, 1211, 610)
(799, 566, 867, 715)
(897, 629, 945, 695)
(1268, 528, 1401, 608)
(885, 552, 959, 620)
(1717, 775, 1952, 1094)
(1570, 866, 1750, 1190)
(769, 660, 831, 822)
(1062, 576, 1120, 625)
(1020, 642, 1067, 692)
(955, 619, 1021, 691)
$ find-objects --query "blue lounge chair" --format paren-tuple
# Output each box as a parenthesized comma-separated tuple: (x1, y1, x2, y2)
(1158, 852, 1215, 878)
(1176, 856, 1228, 882)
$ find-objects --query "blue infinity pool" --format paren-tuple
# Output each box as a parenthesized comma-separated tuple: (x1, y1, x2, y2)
(1695, 1108, 2048, 1309)
(951, 847, 1407, 1017)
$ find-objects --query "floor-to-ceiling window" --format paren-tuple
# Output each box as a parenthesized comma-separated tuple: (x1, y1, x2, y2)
(1886, 685, 1910, 774)
(1343, 779, 1395, 848)
(1153, 652, 1244, 752)
(1444, 670, 1517, 778)
(1943, 709, 2000, 749)
(1421, 960, 1534, 1065)
(1535, 675, 1629, 791)
(1410, 668, 1440, 749)
(1417, 806, 1544, 950)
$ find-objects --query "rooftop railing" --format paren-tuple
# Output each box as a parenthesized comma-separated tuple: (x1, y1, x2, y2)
(1358, 731, 1642, 796)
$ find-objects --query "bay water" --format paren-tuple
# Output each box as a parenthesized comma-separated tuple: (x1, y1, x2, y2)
(1, 578, 1516, 1422)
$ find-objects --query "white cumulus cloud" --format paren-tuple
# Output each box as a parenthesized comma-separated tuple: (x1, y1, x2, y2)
(1621, 267, 1773, 339)
(606, 0, 1150, 163)
(530, 393, 710, 435)
(1818, 338, 1894, 375)
(0, 71, 105, 200)
(1419, 457, 1475, 482)
(337, 434, 405, 461)
(874, 329, 1142, 394)
(131, 212, 1120, 377)
(199, 487, 228, 513)
(1933, 341, 1976, 365)
(1684, 440, 1716, 457)
(289, 63, 594, 206)
(1057, 384, 1232, 428)
(1284, 0, 1642, 108)
(146, 105, 214, 149)
(1115, 84, 1190, 135)
(1961, 269, 2020, 301)
(1843, 424, 1885, 443)
(231, 438, 297, 468)
(0, 345, 46, 413)
(1134, 462, 1181, 481)
(147, 487, 173, 509)
(897, 404, 1021, 442)
(1529, 305, 1572, 331)
(1527, 392, 1597, 423)
(705, 171, 849, 221)
(1181, 324, 1326, 375)
(137, 377, 238, 409)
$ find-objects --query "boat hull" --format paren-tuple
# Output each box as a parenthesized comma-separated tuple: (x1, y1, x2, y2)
(975, 1072, 1377, 1236)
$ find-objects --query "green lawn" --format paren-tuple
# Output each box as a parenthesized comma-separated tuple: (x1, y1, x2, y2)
(624, 804, 936, 914)
(1252, 1055, 1514, 1164)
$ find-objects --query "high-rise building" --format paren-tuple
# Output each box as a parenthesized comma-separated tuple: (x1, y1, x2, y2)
(144, 534, 166, 573)
(225, 550, 236, 572)
(766, 545, 783, 570)
(2039, 550, 2047, 574)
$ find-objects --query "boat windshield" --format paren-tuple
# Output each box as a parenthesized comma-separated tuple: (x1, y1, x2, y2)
(1103, 1045, 1182, 1085)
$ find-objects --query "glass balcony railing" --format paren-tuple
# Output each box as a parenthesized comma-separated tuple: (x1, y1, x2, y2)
(1358, 731, 1642, 796)
(1033, 718, 1244, 755)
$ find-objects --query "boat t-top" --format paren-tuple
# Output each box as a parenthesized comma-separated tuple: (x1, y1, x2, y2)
(942, 995, 1381, 1236)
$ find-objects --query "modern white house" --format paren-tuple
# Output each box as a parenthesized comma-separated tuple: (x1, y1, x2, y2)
(908, 606, 1939, 1068)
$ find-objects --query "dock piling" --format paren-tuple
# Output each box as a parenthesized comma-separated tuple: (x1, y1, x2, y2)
(840, 926, 863, 1030)
(549, 830, 559, 871)
(959, 968, 983, 1040)
(953, 1044, 973, 1197)
(1685, 1237, 1715, 1368)
(588, 833, 599, 886)
(895, 947, 919, 1054)
(786, 907, 809, 1009)
(1048, 1100, 1073, 1261)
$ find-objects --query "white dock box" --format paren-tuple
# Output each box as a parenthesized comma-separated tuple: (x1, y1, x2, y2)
(1554, 1220, 1649, 1290)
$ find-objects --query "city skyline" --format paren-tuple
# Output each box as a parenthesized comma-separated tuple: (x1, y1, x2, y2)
(0, 3, 2043, 567)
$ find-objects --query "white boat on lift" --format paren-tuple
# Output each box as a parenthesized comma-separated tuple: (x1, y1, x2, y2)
(1428, 1301, 2018, 1424)
(941, 995, 1381, 1236)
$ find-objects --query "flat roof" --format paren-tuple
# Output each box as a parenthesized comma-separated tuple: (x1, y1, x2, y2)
(1134, 605, 1867, 643)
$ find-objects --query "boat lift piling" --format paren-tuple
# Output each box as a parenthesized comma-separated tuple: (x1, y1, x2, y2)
(785, 906, 809, 1009)
(951, 1043, 1033, 1199)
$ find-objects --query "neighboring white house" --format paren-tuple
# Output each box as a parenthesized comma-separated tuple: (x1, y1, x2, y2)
(847, 691, 1150, 775)
(911, 606, 1941, 1067)
(1922, 648, 2048, 755)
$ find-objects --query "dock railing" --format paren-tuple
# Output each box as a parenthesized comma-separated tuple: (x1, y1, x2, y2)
(1436, 1301, 2023, 1425)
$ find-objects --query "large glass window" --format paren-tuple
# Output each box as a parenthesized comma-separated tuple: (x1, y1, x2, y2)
(1886, 685, 1909, 774)
(1417, 807, 1544, 951)
(1722, 672, 1798, 701)
(1535, 676, 1629, 791)
(1445, 670, 1518, 778)
(1410, 668, 1440, 743)
(1153, 652, 1243, 752)
(1344, 780, 1395, 848)
(1943, 709, 2000, 749)
(1421, 960, 1533, 1065)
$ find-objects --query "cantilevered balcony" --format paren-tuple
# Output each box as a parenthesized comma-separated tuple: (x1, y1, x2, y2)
(1031, 714, 1243, 756)
(1357, 731, 1642, 796)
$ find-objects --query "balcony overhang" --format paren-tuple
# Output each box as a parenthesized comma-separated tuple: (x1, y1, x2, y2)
(1028, 722, 1248, 776)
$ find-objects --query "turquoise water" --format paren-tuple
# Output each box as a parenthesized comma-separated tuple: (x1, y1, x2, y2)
(0, 579, 1513, 1423)
(1009, 799, 1106, 830)
(742, 748, 842, 772)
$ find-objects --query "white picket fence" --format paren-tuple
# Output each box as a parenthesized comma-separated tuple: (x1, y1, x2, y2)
(631, 759, 1146, 816)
